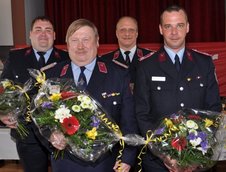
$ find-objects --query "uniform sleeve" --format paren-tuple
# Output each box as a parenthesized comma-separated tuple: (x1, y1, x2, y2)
(205, 59, 222, 112)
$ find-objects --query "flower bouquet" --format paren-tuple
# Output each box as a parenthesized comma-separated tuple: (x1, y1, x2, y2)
(31, 78, 122, 162)
(0, 79, 30, 137)
(124, 108, 224, 171)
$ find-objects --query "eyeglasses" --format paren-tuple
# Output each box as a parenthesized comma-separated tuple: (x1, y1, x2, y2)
(118, 28, 137, 34)
(162, 23, 186, 31)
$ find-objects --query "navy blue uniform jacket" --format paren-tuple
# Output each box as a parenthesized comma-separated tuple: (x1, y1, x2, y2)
(135, 47, 222, 137)
(45, 58, 138, 166)
(0, 46, 69, 142)
(101, 47, 153, 84)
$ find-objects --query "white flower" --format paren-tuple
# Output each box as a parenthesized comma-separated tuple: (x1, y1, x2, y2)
(186, 120, 198, 129)
(78, 95, 91, 104)
(54, 105, 72, 123)
(189, 137, 202, 147)
(188, 129, 198, 135)
(71, 105, 81, 112)
(80, 101, 90, 109)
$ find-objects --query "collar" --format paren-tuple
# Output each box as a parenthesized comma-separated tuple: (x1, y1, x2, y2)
(34, 48, 53, 60)
(120, 45, 137, 60)
(164, 46, 185, 63)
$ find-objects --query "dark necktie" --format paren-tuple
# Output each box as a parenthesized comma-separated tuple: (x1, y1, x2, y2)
(174, 54, 181, 72)
(124, 51, 131, 65)
(37, 52, 46, 68)
(77, 66, 87, 91)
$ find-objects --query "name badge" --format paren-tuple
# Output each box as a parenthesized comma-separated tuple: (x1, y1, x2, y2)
(151, 76, 166, 81)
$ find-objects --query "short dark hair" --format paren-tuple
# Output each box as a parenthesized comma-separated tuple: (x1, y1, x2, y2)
(30, 16, 54, 31)
(160, 5, 188, 24)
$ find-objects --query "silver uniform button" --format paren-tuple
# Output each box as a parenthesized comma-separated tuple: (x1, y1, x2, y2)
(179, 87, 184, 91)
(113, 101, 117, 105)
(157, 86, 161, 90)
(15, 75, 19, 78)
(180, 103, 184, 107)
(200, 83, 204, 87)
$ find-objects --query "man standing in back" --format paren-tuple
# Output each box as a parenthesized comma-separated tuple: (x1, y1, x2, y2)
(0, 16, 69, 172)
(101, 16, 153, 88)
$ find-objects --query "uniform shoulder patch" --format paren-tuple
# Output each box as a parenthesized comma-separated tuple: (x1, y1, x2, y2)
(60, 64, 69, 77)
(97, 62, 108, 73)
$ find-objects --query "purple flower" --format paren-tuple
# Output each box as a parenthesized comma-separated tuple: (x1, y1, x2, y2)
(41, 101, 53, 109)
(198, 132, 207, 140)
(90, 116, 100, 128)
(201, 140, 208, 150)
(187, 132, 196, 140)
(154, 127, 165, 135)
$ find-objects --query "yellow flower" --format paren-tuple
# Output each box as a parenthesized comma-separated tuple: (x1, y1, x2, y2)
(204, 118, 213, 127)
(86, 127, 97, 140)
(2, 80, 13, 89)
(36, 73, 46, 85)
(49, 93, 62, 101)
(164, 118, 178, 131)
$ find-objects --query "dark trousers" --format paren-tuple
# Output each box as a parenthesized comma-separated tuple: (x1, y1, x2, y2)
(16, 133, 49, 172)
(51, 154, 115, 172)
(141, 153, 169, 172)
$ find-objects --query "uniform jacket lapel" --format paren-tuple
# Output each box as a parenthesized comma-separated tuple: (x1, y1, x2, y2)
(158, 47, 178, 79)
(87, 60, 107, 101)
(180, 49, 195, 79)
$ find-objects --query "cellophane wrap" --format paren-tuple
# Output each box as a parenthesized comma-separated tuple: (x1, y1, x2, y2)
(0, 79, 31, 137)
(31, 78, 121, 162)
(0, 79, 28, 116)
(124, 108, 225, 172)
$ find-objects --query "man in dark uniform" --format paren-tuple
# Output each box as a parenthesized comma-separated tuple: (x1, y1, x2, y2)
(101, 16, 153, 88)
(0, 16, 69, 172)
(44, 19, 138, 172)
(135, 5, 222, 172)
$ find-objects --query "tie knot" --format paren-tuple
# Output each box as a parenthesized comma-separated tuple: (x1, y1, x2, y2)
(174, 54, 180, 63)
(124, 51, 131, 56)
(80, 66, 86, 72)
(37, 52, 46, 56)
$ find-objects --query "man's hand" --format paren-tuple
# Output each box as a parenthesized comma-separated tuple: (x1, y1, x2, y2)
(49, 130, 67, 150)
(0, 115, 17, 128)
(113, 160, 131, 172)
(163, 155, 197, 172)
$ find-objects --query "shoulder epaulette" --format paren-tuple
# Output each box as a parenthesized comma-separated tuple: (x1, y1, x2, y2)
(191, 49, 212, 57)
(41, 62, 57, 72)
(139, 51, 156, 61)
(112, 59, 128, 69)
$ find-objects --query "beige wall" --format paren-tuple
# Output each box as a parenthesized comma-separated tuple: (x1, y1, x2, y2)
(0, 0, 13, 45)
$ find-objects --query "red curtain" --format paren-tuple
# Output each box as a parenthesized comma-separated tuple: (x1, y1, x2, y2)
(45, 0, 225, 44)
